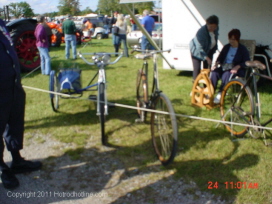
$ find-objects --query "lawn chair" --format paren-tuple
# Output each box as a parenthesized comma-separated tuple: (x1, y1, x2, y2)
(81, 30, 92, 48)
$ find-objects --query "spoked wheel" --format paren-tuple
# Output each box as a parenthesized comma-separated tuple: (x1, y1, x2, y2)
(220, 79, 254, 137)
(191, 69, 214, 108)
(49, 70, 59, 112)
(151, 92, 178, 166)
(99, 83, 107, 145)
(136, 70, 148, 122)
(10, 23, 40, 72)
(194, 78, 214, 105)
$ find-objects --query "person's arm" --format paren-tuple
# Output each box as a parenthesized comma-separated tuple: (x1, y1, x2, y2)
(194, 26, 210, 61)
(72, 21, 77, 34)
(141, 18, 145, 28)
(211, 45, 228, 70)
(35, 25, 45, 43)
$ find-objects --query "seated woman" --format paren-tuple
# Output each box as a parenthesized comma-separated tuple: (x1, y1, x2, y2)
(211, 29, 250, 103)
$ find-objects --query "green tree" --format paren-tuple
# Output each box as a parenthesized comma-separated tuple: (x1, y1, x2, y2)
(58, 0, 81, 15)
(97, 0, 121, 15)
(134, 2, 154, 14)
(97, 0, 154, 16)
(8, 2, 34, 18)
(80, 7, 94, 15)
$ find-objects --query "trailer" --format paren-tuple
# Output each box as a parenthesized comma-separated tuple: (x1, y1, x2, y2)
(162, 0, 272, 71)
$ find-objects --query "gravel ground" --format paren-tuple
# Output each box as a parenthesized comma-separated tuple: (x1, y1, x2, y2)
(0, 133, 230, 204)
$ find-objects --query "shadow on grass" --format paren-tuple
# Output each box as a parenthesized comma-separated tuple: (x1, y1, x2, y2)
(0, 136, 259, 203)
(22, 94, 261, 203)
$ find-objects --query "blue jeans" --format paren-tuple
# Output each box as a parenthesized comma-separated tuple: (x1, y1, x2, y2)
(37, 47, 51, 75)
(64, 34, 77, 59)
(141, 34, 154, 50)
(115, 34, 129, 57)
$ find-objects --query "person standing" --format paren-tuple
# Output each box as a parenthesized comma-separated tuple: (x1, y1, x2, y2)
(189, 15, 219, 81)
(103, 15, 109, 34)
(62, 14, 77, 60)
(141, 10, 155, 50)
(110, 11, 118, 45)
(114, 14, 129, 57)
(125, 15, 132, 33)
(34, 15, 51, 75)
(0, 18, 42, 189)
(130, 18, 137, 31)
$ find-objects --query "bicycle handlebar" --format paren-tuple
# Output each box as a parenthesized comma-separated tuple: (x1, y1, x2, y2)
(78, 52, 123, 66)
(131, 48, 171, 54)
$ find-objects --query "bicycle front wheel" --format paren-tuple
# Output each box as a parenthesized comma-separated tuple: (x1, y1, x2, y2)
(99, 83, 107, 145)
(136, 70, 148, 121)
(220, 79, 254, 137)
(49, 70, 59, 112)
(151, 92, 178, 166)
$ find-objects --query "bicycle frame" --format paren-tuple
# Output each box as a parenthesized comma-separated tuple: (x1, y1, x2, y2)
(78, 52, 123, 116)
(225, 66, 272, 128)
(250, 68, 272, 124)
(139, 50, 171, 106)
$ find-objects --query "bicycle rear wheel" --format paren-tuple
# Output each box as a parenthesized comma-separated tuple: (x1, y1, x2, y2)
(49, 70, 59, 112)
(99, 83, 107, 145)
(220, 79, 254, 137)
(151, 92, 178, 166)
(136, 70, 148, 121)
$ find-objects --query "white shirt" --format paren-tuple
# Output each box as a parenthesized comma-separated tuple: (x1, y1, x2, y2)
(209, 32, 216, 49)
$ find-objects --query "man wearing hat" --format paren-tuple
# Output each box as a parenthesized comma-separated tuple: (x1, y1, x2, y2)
(62, 14, 77, 59)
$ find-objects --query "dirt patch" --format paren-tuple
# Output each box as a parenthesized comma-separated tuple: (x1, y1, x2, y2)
(0, 133, 229, 204)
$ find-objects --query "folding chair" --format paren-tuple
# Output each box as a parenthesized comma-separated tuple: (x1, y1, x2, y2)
(81, 30, 92, 48)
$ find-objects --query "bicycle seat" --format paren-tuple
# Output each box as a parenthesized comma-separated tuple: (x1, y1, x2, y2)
(246, 60, 266, 70)
(135, 53, 153, 60)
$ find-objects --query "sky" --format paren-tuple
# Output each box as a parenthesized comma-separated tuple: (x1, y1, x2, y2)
(1, 0, 99, 14)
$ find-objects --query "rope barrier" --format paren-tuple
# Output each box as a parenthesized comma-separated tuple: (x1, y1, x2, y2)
(22, 85, 272, 131)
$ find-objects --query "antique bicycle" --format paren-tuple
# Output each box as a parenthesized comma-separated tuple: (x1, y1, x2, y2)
(134, 48, 178, 165)
(220, 60, 272, 143)
(49, 52, 123, 145)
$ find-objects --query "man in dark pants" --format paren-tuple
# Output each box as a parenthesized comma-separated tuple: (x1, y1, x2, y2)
(0, 18, 42, 189)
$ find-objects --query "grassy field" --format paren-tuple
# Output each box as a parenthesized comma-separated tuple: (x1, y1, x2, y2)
(22, 38, 272, 203)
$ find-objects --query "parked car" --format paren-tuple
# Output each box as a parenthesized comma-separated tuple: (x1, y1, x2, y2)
(79, 17, 108, 39)
(127, 22, 162, 49)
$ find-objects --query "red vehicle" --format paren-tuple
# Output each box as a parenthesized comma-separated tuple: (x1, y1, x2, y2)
(47, 22, 82, 47)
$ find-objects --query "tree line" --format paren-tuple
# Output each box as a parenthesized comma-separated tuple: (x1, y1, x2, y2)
(3, 0, 154, 19)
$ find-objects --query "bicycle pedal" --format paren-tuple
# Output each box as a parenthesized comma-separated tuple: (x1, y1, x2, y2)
(89, 95, 97, 101)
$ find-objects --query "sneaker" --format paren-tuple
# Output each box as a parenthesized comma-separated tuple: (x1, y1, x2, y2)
(213, 92, 221, 104)
(10, 158, 42, 174)
(1, 169, 19, 189)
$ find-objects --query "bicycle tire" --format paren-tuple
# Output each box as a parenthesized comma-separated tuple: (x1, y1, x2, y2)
(136, 70, 149, 121)
(49, 70, 59, 112)
(151, 92, 178, 166)
(220, 78, 254, 137)
(99, 83, 107, 145)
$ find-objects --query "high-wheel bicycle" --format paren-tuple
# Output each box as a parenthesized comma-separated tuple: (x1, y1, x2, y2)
(220, 60, 272, 142)
(133, 48, 178, 166)
(49, 52, 123, 145)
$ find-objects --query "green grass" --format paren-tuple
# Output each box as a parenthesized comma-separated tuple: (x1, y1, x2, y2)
(22, 39, 272, 203)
